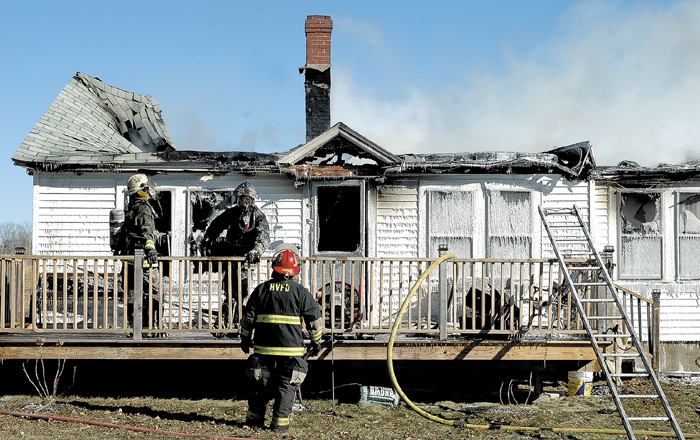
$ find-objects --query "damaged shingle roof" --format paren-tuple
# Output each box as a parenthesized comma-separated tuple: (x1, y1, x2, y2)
(595, 159, 700, 183)
(12, 72, 176, 169)
(400, 141, 595, 179)
(12, 73, 597, 180)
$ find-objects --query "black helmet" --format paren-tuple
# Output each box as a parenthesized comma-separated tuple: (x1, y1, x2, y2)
(234, 182, 259, 204)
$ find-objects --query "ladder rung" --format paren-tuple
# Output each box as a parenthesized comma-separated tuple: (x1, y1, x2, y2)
(610, 373, 649, 377)
(580, 298, 615, 303)
(619, 394, 659, 399)
(594, 334, 631, 338)
(554, 238, 587, 242)
(568, 266, 601, 270)
(574, 282, 608, 286)
(601, 353, 640, 357)
(587, 316, 623, 320)
(627, 416, 669, 421)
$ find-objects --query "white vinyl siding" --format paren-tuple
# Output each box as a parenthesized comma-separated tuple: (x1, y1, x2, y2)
(34, 177, 117, 255)
(375, 185, 419, 258)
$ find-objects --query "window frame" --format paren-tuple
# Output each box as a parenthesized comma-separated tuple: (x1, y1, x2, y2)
(617, 191, 664, 280)
(310, 180, 365, 257)
(425, 188, 477, 259)
(675, 191, 700, 280)
(485, 188, 535, 260)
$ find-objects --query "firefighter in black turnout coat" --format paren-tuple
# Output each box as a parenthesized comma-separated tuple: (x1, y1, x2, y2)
(240, 244, 323, 432)
(119, 174, 160, 331)
(201, 182, 270, 334)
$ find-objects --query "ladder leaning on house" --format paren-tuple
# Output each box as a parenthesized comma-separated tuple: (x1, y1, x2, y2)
(538, 205, 685, 440)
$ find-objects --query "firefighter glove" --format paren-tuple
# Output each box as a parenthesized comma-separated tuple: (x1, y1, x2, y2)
(146, 248, 158, 265)
(245, 249, 260, 264)
(200, 237, 211, 257)
(241, 337, 252, 354)
(307, 340, 321, 358)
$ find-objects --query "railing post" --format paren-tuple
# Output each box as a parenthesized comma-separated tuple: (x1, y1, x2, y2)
(651, 289, 661, 376)
(438, 244, 448, 341)
(133, 249, 144, 341)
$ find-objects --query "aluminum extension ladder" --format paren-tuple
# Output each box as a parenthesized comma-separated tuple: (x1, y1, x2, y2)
(539, 205, 685, 440)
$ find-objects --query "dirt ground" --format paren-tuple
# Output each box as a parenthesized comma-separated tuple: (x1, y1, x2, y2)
(0, 377, 699, 440)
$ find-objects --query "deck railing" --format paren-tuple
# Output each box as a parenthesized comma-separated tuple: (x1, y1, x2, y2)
(0, 253, 658, 349)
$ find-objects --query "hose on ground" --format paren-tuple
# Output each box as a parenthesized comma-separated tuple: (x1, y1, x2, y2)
(0, 410, 256, 440)
(385, 254, 695, 438)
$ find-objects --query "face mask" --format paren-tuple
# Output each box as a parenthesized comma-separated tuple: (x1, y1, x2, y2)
(239, 197, 253, 210)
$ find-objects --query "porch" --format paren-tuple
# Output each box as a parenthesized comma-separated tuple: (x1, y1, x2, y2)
(0, 254, 658, 368)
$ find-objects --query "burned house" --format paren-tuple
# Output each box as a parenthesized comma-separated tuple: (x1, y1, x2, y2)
(8, 15, 699, 373)
(593, 162, 700, 370)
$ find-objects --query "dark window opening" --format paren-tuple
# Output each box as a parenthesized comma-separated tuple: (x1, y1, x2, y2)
(188, 190, 236, 256)
(317, 186, 361, 252)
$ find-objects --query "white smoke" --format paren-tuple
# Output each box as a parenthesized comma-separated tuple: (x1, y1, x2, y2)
(332, 1, 700, 167)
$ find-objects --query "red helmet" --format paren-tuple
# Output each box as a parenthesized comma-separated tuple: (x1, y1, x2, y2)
(272, 250, 300, 276)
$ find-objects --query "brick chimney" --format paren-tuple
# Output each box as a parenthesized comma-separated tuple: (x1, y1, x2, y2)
(301, 15, 333, 142)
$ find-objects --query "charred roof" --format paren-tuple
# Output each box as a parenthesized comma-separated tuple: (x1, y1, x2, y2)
(13, 73, 596, 181)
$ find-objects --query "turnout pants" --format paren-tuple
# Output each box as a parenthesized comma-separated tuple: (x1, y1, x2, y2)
(245, 354, 308, 430)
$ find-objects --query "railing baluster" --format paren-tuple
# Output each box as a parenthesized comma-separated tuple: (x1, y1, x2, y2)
(341, 260, 347, 330)
(197, 261, 203, 329)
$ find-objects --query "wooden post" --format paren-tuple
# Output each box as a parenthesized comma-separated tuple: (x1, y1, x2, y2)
(651, 289, 661, 376)
(438, 244, 448, 341)
(133, 250, 144, 341)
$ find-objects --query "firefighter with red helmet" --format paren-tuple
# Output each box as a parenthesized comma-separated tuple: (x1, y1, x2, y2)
(240, 244, 323, 432)
(201, 182, 270, 335)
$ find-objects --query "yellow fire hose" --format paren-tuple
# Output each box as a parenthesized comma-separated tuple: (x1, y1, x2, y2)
(386, 254, 695, 438)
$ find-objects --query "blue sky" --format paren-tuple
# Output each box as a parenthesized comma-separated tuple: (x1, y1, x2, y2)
(1, 0, 698, 224)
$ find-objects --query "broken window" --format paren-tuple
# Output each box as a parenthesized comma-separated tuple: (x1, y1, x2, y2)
(619, 192, 662, 279)
(677, 192, 700, 279)
(487, 191, 532, 259)
(314, 183, 363, 254)
(427, 190, 473, 258)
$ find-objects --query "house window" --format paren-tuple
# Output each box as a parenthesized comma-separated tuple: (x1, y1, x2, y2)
(487, 191, 532, 259)
(619, 192, 662, 279)
(314, 183, 363, 254)
(188, 190, 235, 255)
(677, 192, 700, 279)
(427, 190, 473, 258)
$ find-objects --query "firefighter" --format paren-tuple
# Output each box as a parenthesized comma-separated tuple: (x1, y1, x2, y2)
(240, 244, 323, 432)
(201, 182, 270, 335)
(121, 173, 160, 333)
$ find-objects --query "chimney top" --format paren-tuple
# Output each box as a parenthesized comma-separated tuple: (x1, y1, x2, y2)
(305, 15, 333, 67)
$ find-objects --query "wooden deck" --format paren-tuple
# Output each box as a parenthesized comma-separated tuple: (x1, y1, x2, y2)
(0, 332, 607, 362)
(1, 254, 648, 367)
